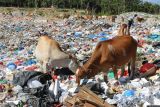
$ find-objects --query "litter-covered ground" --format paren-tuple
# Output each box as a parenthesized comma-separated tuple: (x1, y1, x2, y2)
(0, 11, 160, 107)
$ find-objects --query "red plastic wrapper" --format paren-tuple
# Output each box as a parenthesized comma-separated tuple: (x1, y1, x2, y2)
(140, 63, 155, 73)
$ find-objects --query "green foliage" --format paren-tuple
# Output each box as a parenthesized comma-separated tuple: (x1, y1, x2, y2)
(0, 0, 160, 14)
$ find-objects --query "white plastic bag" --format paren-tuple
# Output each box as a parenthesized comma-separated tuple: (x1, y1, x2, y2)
(27, 80, 43, 88)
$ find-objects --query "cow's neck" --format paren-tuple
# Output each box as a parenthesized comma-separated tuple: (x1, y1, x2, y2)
(83, 59, 100, 72)
(118, 27, 125, 36)
(82, 62, 100, 78)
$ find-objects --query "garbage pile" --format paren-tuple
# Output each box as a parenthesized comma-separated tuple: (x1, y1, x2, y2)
(0, 11, 160, 107)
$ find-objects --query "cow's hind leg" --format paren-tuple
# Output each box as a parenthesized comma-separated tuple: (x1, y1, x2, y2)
(103, 72, 108, 83)
(101, 67, 109, 83)
(127, 62, 131, 76)
(129, 58, 136, 80)
(120, 65, 125, 77)
(112, 66, 118, 79)
(39, 61, 43, 72)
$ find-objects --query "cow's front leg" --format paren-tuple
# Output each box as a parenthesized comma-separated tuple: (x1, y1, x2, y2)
(42, 61, 48, 73)
(103, 72, 108, 83)
(112, 66, 118, 79)
(129, 58, 136, 80)
(120, 65, 125, 77)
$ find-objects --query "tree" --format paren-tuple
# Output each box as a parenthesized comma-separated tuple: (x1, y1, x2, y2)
(0, 0, 160, 14)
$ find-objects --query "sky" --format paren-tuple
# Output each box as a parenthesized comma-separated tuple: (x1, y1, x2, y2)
(143, 0, 160, 4)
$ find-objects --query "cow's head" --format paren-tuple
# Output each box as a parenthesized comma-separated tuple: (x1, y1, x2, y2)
(75, 66, 87, 86)
(75, 66, 96, 86)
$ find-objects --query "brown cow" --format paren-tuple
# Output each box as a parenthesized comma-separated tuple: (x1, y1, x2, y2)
(137, 17, 145, 23)
(35, 35, 78, 73)
(76, 35, 138, 85)
(117, 24, 128, 36)
(116, 23, 130, 75)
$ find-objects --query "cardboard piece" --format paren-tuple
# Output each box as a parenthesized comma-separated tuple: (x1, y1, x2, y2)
(65, 86, 113, 107)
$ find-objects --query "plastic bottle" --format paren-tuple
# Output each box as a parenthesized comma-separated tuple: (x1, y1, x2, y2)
(107, 69, 115, 80)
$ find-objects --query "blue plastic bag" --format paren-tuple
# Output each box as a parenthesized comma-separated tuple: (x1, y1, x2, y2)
(123, 90, 135, 97)
(74, 32, 82, 37)
(88, 34, 96, 39)
(99, 37, 108, 42)
(119, 77, 128, 84)
(23, 59, 36, 66)
(7, 62, 17, 70)
(148, 34, 159, 39)
(98, 32, 107, 37)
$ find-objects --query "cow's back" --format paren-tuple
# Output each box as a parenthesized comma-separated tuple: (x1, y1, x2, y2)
(100, 36, 137, 66)
(35, 36, 61, 61)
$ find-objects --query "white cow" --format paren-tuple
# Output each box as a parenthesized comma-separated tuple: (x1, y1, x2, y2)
(35, 35, 78, 73)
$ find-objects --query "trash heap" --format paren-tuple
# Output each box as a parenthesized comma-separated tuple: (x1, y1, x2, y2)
(0, 11, 160, 107)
